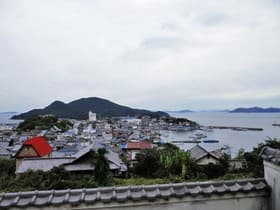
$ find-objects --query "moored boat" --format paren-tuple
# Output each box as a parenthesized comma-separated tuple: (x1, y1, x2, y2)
(203, 139, 219, 143)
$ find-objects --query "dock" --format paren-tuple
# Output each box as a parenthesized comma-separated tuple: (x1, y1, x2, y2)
(172, 140, 201, 144)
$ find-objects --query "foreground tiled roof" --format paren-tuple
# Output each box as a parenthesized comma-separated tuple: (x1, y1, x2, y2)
(261, 147, 280, 165)
(0, 178, 268, 208)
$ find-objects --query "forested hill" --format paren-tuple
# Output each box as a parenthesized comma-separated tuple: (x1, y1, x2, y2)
(12, 97, 169, 120)
(230, 107, 280, 113)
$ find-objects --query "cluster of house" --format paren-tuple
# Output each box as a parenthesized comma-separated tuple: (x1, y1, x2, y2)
(0, 112, 239, 176)
(15, 136, 127, 176)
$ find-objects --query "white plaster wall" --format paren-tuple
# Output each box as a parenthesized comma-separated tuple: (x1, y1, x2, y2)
(197, 156, 219, 165)
(264, 161, 280, 210)
(10, 192, 269, 210)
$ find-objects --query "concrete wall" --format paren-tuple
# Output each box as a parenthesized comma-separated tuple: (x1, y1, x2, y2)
(263, 161, 280, 210)
(9, 191, 269, 210)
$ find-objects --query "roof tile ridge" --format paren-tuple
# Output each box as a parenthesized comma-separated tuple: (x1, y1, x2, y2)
(79, 188, 86, 202)
(64, 189, 70, 203)
(12, 192, 20, 206)
(47, 189, 54, 204)
(30, 190, 38, 205)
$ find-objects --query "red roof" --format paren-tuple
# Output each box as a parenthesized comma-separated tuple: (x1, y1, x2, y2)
(127, 141, 153, 150)
(23, 136, 52, 157)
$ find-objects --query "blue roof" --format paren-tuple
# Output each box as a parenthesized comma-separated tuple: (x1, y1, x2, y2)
(120, 143, 127, 149)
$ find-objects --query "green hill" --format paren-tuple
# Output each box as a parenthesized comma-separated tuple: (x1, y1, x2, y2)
(12, 97, 169, 120)
(230, 107, 280, 113)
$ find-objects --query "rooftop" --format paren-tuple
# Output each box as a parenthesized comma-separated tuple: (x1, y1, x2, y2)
(21, 136, 52, 157)
(260, 147, 280, 165)
(126, 141, 153, 150)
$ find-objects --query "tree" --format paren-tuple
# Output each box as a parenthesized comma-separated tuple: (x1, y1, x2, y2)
(134, 145, 196, 179)
(243, 137, 280, 177)
(89, 148, 111, 185)
(134, 148, 161, 178)
(159, 147, 194, 179)
(0, 158, 15, 176)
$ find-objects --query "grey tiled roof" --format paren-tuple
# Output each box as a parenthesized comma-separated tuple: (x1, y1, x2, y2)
(189, 145, 220, 161)
(261, 147, 280, 165)
(0, 178, 268, 208)
(189, 145, 208, 160)
(0, 146, 11, 156)
(16, 158, 74, 173)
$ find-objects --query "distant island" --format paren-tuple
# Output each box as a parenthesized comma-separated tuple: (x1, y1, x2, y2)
(230, 107, 280, 113)
(12, 97, 169, 120)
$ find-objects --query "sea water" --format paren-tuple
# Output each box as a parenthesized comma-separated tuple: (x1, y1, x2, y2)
(163, 112, 280, 156)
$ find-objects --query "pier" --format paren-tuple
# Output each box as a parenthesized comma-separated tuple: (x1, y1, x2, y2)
(207, 126, 263, 131)
(172, 140, 201, 144)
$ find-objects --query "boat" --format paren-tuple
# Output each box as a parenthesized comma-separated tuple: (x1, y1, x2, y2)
(203, 139, 219, 143)
(176, 126, 190, 132)
(194, 133, 207, 139)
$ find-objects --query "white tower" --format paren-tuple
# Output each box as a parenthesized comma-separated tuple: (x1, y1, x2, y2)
(89, 111, 97, 122)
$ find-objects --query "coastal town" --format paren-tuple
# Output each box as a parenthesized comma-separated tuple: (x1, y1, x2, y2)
(0, 111, 232, 176)
(1, 0, 280, 209)
(0, 111, 279, 210)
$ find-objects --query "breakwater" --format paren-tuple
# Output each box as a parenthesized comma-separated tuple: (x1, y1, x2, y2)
(207, 125, 263, 131)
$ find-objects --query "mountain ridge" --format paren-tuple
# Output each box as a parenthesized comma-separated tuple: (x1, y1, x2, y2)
(230, 107, 280, 113)
(11, 97, 169, 120)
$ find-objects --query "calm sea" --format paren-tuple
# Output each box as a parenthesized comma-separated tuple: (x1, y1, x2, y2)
(0, 112, 22, 124)
(163, 112, 280, 156)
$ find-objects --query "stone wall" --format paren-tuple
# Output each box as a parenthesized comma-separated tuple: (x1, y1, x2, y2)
(264, 161, 280, 210)
(261, 146, 280, 210)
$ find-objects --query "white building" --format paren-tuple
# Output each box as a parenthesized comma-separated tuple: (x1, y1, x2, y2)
(88, 111, 97, 122)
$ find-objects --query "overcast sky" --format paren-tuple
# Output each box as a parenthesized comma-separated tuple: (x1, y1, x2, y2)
(1, 0, 280, 112)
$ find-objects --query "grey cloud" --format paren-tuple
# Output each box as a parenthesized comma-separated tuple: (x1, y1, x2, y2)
(196, 13, 228, 26)
(0, 0, 279, 111)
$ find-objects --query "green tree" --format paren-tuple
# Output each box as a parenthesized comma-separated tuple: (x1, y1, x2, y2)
(89, 148, 111, 185)
(134, 148, 161, 178)
(160, 147, 194, 178)
(243, 137, 280, 177)
(134, 145, 196, 179)
(0, 158, 15, 176)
